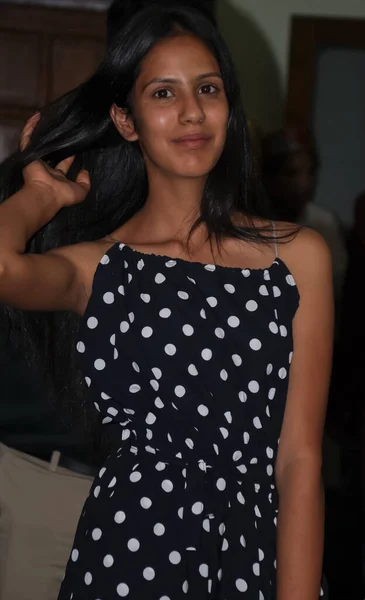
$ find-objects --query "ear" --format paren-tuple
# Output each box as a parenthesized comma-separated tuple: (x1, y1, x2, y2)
(110, 104, 139, 142)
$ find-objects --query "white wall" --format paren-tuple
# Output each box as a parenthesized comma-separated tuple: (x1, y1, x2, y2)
(216, 0, 365, 131)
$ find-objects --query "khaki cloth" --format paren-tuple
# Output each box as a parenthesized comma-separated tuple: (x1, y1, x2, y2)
(0, 443, 93, 600)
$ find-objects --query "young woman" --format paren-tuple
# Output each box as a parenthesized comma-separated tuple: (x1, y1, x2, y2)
(0, 5, 332, 599)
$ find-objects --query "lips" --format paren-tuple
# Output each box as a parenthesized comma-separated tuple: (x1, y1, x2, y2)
(173, 133, 211, 149)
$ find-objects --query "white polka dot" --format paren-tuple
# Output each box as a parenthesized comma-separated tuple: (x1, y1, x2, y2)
(225, 411, 232, 423)
(239, 391, 247, 403)
(130, 471, 142, 483)
(224, 284, 235, 294)
(286, 274, 296, 286)
(143, 567, 155, 581)
(206, 296, 218, 307)
(127, 538, 140, 552)
(253, 563, 260, 576)
(103, 554, 114, 567)
(159, 308, 171, 318)
(166, 260, 177, 267)
(198, 404, 209, 416)
(203, 518, 210, 532)
(192, 502, 204, 515)
(242, 269, 251, 277)
(253, 417, 262, 429)
(140, 497, 152, 509)
(155, 273, 166, 284)
(246, 300, 258, 312)
(188, 364, 198, 376)
(237, 491, 245, 504)
(85, 377, 91, 387)
(215, 327, 225, 339)
(201, 348, 212, 361)
(92, 528, 102, 541)
(87, 317, 98, 329)
(236, 579, 248, 592)
(185, 438, 194, 449)
(222, 538, 229, 551)
(204, 264, 216, 271)
(217, 478, 226, 491)
(162, 479, 173, 493)
(151, 367, 162, 380)
(240, 535, 246, 547)
(273, 286, 281, 297)
(100, 254, 110, 265)
(183, 580, 189, 593)
(267, 464, 274, 476)
(103, 292, 114, 304)
(145, 412, 156, 425)
(200, 308, 207, 319)
(76, 341, 85, 353)
(142, 326, 153, 338)
(117, 583, 129, 597)
(289, 351, 293, 363)
(110, 334, 116, 346)
(165, 344, 176, 356)
(150, 379, 159, 391)
(259, 285, 269, 296)
(233, 450, 242, 461)
(220, 369, 228, 381)
(248, 380, 259, 393)
(108, 476, 117, 488)
(279, 368, 287, 379)
(268, 388, 276, 400)
(129, 384, 141, 394)
(269, 321, 279, 334)
(94, 359, 105, 371)
(182, 324, 194, 336)
(228, 316, 240, 328)
(177, 290, 190, 301)
(114, 511, 126, 524)
(249, 338, 262, 351)
(71, 549, 79, 562)
(169, 551, 181, 564)
(280, 325, 288, 337)
(118, 285, 125, 295)
(220, 427, 229, 439)
(175, 386, 186, 398)
(141, 293, 151, 303)
(232, 354, 242, 366)
(120, 321, 129, 333)
(84, 572, 92, 585)
(137, 259, 144, 270)
(155, 397, 164, 409)
(199, 564, 209, 578)
(267, 363, 273, 375)
(153, 523, 165, 536)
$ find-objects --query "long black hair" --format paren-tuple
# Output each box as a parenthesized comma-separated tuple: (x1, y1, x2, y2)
(0, 4, 275, 454)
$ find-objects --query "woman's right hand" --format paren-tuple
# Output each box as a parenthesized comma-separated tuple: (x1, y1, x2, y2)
(20, 113, 91, 208)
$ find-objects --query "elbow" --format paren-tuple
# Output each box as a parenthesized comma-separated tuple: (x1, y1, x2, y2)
(275, 454, 323, 496)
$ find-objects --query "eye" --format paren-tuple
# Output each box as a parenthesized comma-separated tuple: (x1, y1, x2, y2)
(199, 84, 219, 95)
(153, 88, 173, 99)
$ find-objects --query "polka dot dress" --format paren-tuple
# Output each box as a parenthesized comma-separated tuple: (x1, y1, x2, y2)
(58, 241, 328, 600)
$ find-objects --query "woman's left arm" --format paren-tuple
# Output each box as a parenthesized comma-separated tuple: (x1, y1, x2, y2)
(276, 228, 334, 600)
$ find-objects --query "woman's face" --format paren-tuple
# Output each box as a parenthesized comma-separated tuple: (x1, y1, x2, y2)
(125, 34, 229, 180)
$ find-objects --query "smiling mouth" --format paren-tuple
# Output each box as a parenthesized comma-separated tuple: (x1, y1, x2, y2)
(173, 134, 211, 148)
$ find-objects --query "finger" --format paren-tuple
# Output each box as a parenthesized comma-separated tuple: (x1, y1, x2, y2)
(76, 169, 91, 190)
(20, 112, 40, 151)
(56, 156, 75, 174)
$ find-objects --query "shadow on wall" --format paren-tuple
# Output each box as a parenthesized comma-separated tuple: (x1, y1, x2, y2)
(216, 0, 284, 133)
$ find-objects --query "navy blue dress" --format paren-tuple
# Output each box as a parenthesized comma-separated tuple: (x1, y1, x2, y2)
(58, 241, 327, 599)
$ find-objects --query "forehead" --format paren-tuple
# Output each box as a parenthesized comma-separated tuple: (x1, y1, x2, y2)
(137, 34, 219, 80)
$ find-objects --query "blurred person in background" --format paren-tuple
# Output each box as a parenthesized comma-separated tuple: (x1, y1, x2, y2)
(262, 127, 348, 317)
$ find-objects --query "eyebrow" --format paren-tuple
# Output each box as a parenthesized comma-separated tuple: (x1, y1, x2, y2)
(142, 72, 223, 91)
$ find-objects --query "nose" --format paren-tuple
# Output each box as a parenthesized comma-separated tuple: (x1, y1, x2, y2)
(179, 92, 205, 125)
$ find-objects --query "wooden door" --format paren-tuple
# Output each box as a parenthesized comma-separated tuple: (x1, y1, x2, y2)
(286, 16, 365, 225)
(0, 1, 107, 160)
